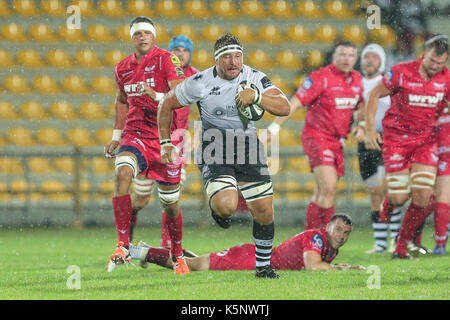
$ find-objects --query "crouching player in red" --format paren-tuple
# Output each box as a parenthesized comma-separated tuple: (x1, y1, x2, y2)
(129, 215, 366, 272)
(104, 17, 189, 274)
(434, 98, 450, 254)
(364, 34, 449, 259)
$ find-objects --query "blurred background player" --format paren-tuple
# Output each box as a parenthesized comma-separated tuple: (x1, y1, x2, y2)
(104, 17, 189, 274)
(364, 34, 449, 259)
(267, 41, 363, 230)
(130, 214, 366, 272)
(434, 90, 450, 255)
(352, 43, 399, 254)
(158, 34, 291, 278)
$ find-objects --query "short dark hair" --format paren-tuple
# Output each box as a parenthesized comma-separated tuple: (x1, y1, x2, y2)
(129, 16, 154, 28)
(330, 214, 353, 226)
(214, 33, 243, 52)
(333, 40, 356, 52)
(425, 34, 449, 56)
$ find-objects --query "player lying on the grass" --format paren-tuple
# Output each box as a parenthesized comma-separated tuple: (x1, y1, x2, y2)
(129, 214, 366, 272)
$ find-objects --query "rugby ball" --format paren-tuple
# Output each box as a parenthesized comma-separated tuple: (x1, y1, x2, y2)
(237, 83, 265, 121)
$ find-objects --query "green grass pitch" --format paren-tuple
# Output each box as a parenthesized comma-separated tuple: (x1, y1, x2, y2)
(0, 224, 448, 300)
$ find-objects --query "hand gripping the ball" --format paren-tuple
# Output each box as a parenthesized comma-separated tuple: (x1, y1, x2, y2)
(235, 83, 262, 109)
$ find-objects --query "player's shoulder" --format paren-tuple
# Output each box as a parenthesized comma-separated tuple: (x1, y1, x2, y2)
(391, 59, 417, 73)
(115, 53, 135, 71)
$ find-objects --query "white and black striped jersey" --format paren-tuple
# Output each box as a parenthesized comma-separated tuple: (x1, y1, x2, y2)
(362, 75, 391, 134)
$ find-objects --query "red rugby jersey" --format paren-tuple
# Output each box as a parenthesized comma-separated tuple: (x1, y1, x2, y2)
(271, 228, 338, 270)
(381, 57, 449, 146)
(296, 64, 363, 139)
(114, 45, 186, 139)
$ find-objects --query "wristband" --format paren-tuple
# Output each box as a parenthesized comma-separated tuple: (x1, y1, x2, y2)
(267, 122, 281, 135)
(250, 83, 262, 105)
(358, 121, 366, 128)
(160, 139, 172, 146)
(112, 129, 122, 141)
(154, 92, 165, 102)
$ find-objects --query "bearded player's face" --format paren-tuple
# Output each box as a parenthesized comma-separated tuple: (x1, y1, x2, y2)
(217, 51, 243, 80)
(362, 52, 381, 77)
(132, 29, 155, 55)
(423, 48, 448, 77)
(333, 46, 358, 74)
(327, 219, 352, 250)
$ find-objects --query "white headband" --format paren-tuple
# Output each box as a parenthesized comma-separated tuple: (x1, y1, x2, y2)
(214, 45, 243, 61)
(130, 22, 157, 39)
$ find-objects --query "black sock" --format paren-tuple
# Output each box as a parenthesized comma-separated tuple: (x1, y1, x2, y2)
(253, 221, 274, 269)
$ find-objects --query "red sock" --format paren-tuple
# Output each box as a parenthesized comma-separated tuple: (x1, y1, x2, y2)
(160, 211, 171, 248)
(380, 196, 393, 223)
(434, 203, 450, 245)
(166, 210, 183, 258)
(395, 202, 433, 254)
(146, 247, 171, 267)
(319, 206, 334, 228)
(129, 209, 139, 242)
(305, 201, 320, 230)
(112, 194, 133, 246)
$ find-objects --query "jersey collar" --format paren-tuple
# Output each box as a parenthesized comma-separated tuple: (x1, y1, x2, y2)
(132, 45, 158, 65)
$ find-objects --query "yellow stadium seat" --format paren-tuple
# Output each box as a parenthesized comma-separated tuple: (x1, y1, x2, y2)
(211, 0, 238, 19)
(342, 24, 366, 45)
(172, 24, 198, 42)
(58, 25, 85, 43)
(6, 127, 36, 147)
(54, 157, 75, 174)
(79, 101, 107, 120)
(184, 0, 210, 18)
(292, 74, 306, 90)
(98, 0, 124, 18)
(75, 49, 102, 68)
(306, 49, 325, 69)
(41, 179, 66, 193)
(0, 101, 19, 120)
(66, 127, 96, 147)
(155, 24, 171, 44)
(28, 157, 54, 174)
(10, 179, 33, 193)
(155, 0, 182, 18)
(99, 180, 115, 194)
(95, 128, 113, 145)
(246, 50, 273, 70)
(258, 24, 284, 44)
(127, 0, 152, 16)
(241, 0, 265, 18)
(0, 0, 12, 17)
(278, 128, 298, 147)
(29, 23, 56, 42)
(324, 0, 352, 19)
(269, 74, 292, 95)
(49, 101, 78, 120)
(286, 25, 311, 43)
(296, 0, 323, 18)
(107, 102, 115, 117)
(36, 127, 65, 147)
(369, 25, 396, 47)
(33, 75, 60, 94)
(269, 0, 294, 18)
(315, 25, 337, 44)
(87, 24, 113, 42)
(92, 157, 114, 174)
(104, 49, 127, 67)
(17, 49, 44, 68)
(41, 0, 65, 17)
(91, 76, 116, 95)
(0, 49, 15, 68)
(70, 0, 97, 17)
(275, 50, 303, 70)
(62, 75, 90, 94)
(0, 157, 24, 174)
(287, 156, 310, 173)
(46, 49, 72, 68)
(191, 49, 213, 70)
(116, 24, 132, 42)
(0, 133, 6, 147)
(3, 75, 31, 94)
(20, 101, 48, 120)
(1, 23, 27, 42)
(229, 24, 255, 44)
(12, 0, 40, 16)
(201, 24, 224, 43)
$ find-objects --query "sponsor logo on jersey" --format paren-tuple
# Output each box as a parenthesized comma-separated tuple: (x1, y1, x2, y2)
(312, 234, 324, 250)
(121, 70, 134, 77)
(167, 169, 180, 177)
(408, 92, 444, 108)
(389, 154, 404, 161)
(386, 70, 393, 81)
(431, 153, 439, 163)
(438, 161, 448, 172)
(261, 76, 273, 89)
(323, 149, 334, 158)
(144, 66, 155, 73)
(334, 95, 359, 109)
(302, 77, 313, 90)
(406, 82, 423, 88)
(351, 86, 361, 93)
(438, 146, 450, 155)
(209, 86, 221, 95)
(124, 78, 155, 96)
(175, 66, 185, 77)
(433, 82, 445, 89)
(438, 114, 450, 125)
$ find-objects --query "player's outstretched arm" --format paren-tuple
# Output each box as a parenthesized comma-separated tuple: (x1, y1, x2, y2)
(364, 81, 390, 151)
(303, 251, 365, 271)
